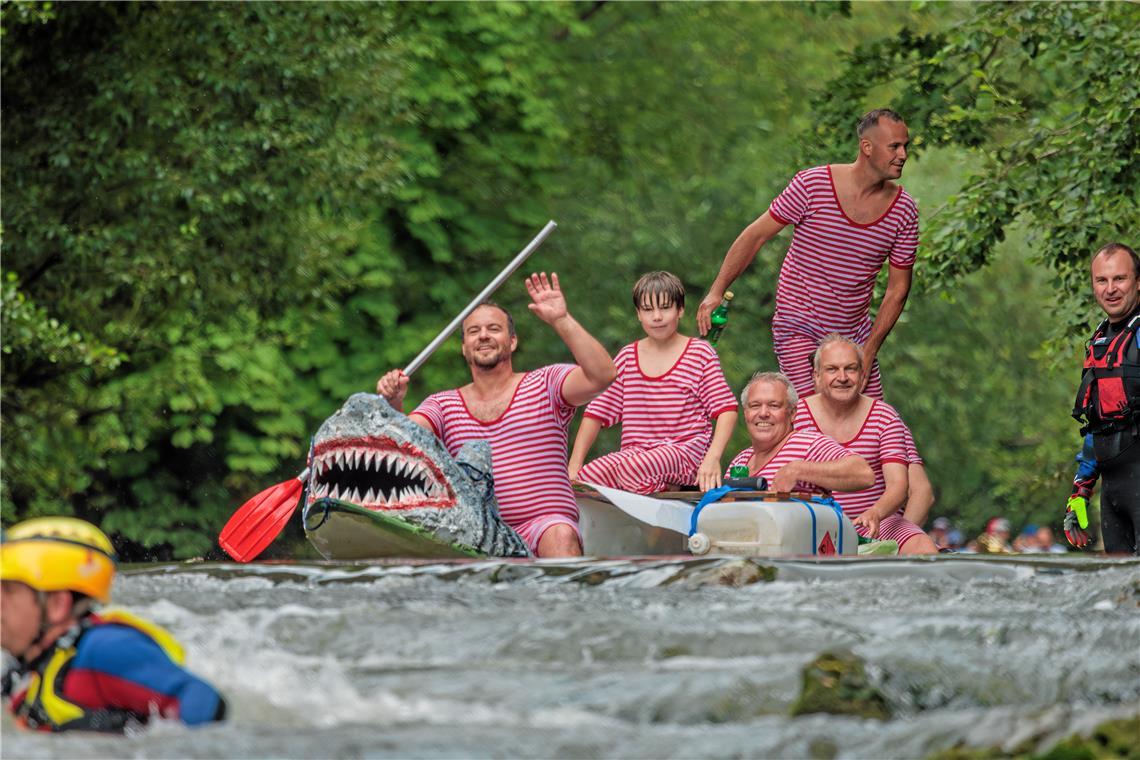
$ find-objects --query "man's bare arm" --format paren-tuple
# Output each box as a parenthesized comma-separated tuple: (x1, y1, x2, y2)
(696, 212, 787, 334)
(769, 454, 873, 493)
(525, 272, 617, 407)
(852, 461, 908, 537)
(902, 462, 934, 526)
(860, 264, 912, 388)
(558, 321, 617, 408)
(375, 369, 434, 432)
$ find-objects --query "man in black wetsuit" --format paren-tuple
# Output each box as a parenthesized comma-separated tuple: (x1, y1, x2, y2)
(1071, 242, 1140, 554)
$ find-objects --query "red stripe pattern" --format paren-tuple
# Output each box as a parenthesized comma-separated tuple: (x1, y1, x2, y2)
(414, 365, 579, 529)
(874, 513, 928, 549)
(768, 165, 919, 341)
(794, 398, 908, 518)
(725, 430, 851, 494)
(579, 339, 737, 491)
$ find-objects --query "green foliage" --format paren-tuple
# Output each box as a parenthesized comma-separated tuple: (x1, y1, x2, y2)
(2, 3, 407, 551)
(808, 0, 1139, 534)
(810, 2, 1140, 319)
(1, 2, 582, 556)
(3, 1, 1127, 555)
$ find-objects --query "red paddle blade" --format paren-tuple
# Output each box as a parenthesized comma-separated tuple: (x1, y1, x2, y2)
(218, 477, 304, 562)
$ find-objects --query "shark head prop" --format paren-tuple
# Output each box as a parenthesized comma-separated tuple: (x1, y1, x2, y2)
(304, 393, 529, 557)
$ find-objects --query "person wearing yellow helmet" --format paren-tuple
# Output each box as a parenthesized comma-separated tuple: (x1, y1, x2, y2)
(1, 517, 226, 732)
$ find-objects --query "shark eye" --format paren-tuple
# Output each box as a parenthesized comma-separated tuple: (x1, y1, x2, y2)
(310, 444, 454, 509)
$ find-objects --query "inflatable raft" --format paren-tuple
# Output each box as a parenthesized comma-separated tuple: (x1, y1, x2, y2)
(303, 485, 895, 560)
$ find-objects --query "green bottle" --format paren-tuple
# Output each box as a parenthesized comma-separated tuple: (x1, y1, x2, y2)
(729, 464, 750, 478)
(706, 290, 734, 347)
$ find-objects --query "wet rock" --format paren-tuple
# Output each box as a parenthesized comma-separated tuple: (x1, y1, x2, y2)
(1045, 716, 1140, 759)
(790, 650, 891, 720)
(667, 558, 777, 587)
(808, 738, 839, 760)
(925, 715, 1140, 759)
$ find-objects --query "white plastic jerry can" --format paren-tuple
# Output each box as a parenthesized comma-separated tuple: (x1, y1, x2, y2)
(687, 499, 858, 557)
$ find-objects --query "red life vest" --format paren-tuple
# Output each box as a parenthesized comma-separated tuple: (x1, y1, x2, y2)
(1073, 313, 1140, 434)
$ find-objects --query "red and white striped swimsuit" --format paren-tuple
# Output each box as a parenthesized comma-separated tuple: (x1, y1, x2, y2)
(793, 398, 927, 549)
(767, 165, 919, 398)
(414, 365, 578, 534)
(724, 430, 852, 494)
(578, 339, 738, 493)
(794, 398, 908, 518)
(768, 165, 919, 340)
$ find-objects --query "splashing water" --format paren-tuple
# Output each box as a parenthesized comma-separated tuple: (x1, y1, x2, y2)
(4, 556, 1137, 758)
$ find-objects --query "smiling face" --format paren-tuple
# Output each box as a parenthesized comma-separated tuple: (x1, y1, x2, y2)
(862, 119, 909, 180)
(743, 380, 795, 453)
(1091, 249, 1140, 322)
(814, 341, 863, 405)
(460, 305, 517, 370)
(636, 292, 684, 341)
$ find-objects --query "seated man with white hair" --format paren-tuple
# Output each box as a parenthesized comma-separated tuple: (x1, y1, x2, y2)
(795, 334, 938, 554)
(725, 371, 873, 494)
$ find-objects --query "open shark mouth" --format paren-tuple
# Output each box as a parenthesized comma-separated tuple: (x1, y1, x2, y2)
(308, 437, 457, 511)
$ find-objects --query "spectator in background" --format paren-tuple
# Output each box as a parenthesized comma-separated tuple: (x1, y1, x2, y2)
(930, 516, 954, 550)
(1013, 524, 1039, 553)
(975, 517, 1013, 554)
(945, 527, 964, 551)
(1034, 526, 1067, 554)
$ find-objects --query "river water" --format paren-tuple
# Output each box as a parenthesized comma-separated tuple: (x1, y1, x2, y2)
(3, 555, 1138, 759)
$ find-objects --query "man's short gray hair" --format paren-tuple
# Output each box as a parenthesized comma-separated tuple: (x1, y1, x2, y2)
(740, 371, 798, 412)
(811, 333, 863, 373)
(857, 108, 905, 138)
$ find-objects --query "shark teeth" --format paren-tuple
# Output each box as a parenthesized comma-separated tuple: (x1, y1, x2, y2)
(310, 444, 449, 508)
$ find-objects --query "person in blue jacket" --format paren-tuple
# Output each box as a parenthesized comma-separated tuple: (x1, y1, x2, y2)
(1, 517, 226, 732)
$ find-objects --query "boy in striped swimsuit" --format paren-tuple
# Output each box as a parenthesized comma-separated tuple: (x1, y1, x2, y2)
(794, 335, 937, 554)
(724, 371, 873, 495)
(376, 273, 616, 558)
(568, 271, 739, 494)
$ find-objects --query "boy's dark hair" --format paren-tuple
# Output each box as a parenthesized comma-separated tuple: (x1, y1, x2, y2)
(632, 271, 685, 310)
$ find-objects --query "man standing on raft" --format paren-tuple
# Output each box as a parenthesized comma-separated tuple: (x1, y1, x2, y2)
(697, 108, 931, 514)
(696, 108, 917, 397)
(376, 273, 616, 559)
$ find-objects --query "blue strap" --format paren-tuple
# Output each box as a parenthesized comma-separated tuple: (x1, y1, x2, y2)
(788, 498, 818, 555)
(689, 486, 750, 536)
(789, 495, 846, 555)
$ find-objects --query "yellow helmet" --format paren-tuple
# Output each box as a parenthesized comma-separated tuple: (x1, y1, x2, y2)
(1, 517, 117, 602)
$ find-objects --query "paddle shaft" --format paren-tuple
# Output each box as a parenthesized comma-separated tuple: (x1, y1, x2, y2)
(402, 220, 557, 377)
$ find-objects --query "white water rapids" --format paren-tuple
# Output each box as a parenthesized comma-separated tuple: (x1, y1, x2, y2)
(3, 556, 1138, 758)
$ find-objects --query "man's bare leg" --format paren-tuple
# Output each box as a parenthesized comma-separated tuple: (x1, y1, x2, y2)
(536, 524, 583, 558)
(898, 533, 938, 555)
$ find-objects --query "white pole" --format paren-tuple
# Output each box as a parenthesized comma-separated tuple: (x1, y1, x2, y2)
(402, 220, 557, 376)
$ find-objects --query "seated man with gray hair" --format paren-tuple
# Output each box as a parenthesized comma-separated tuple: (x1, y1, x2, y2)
(725, 371, 873, 494)
(794, 334, 938, 554)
